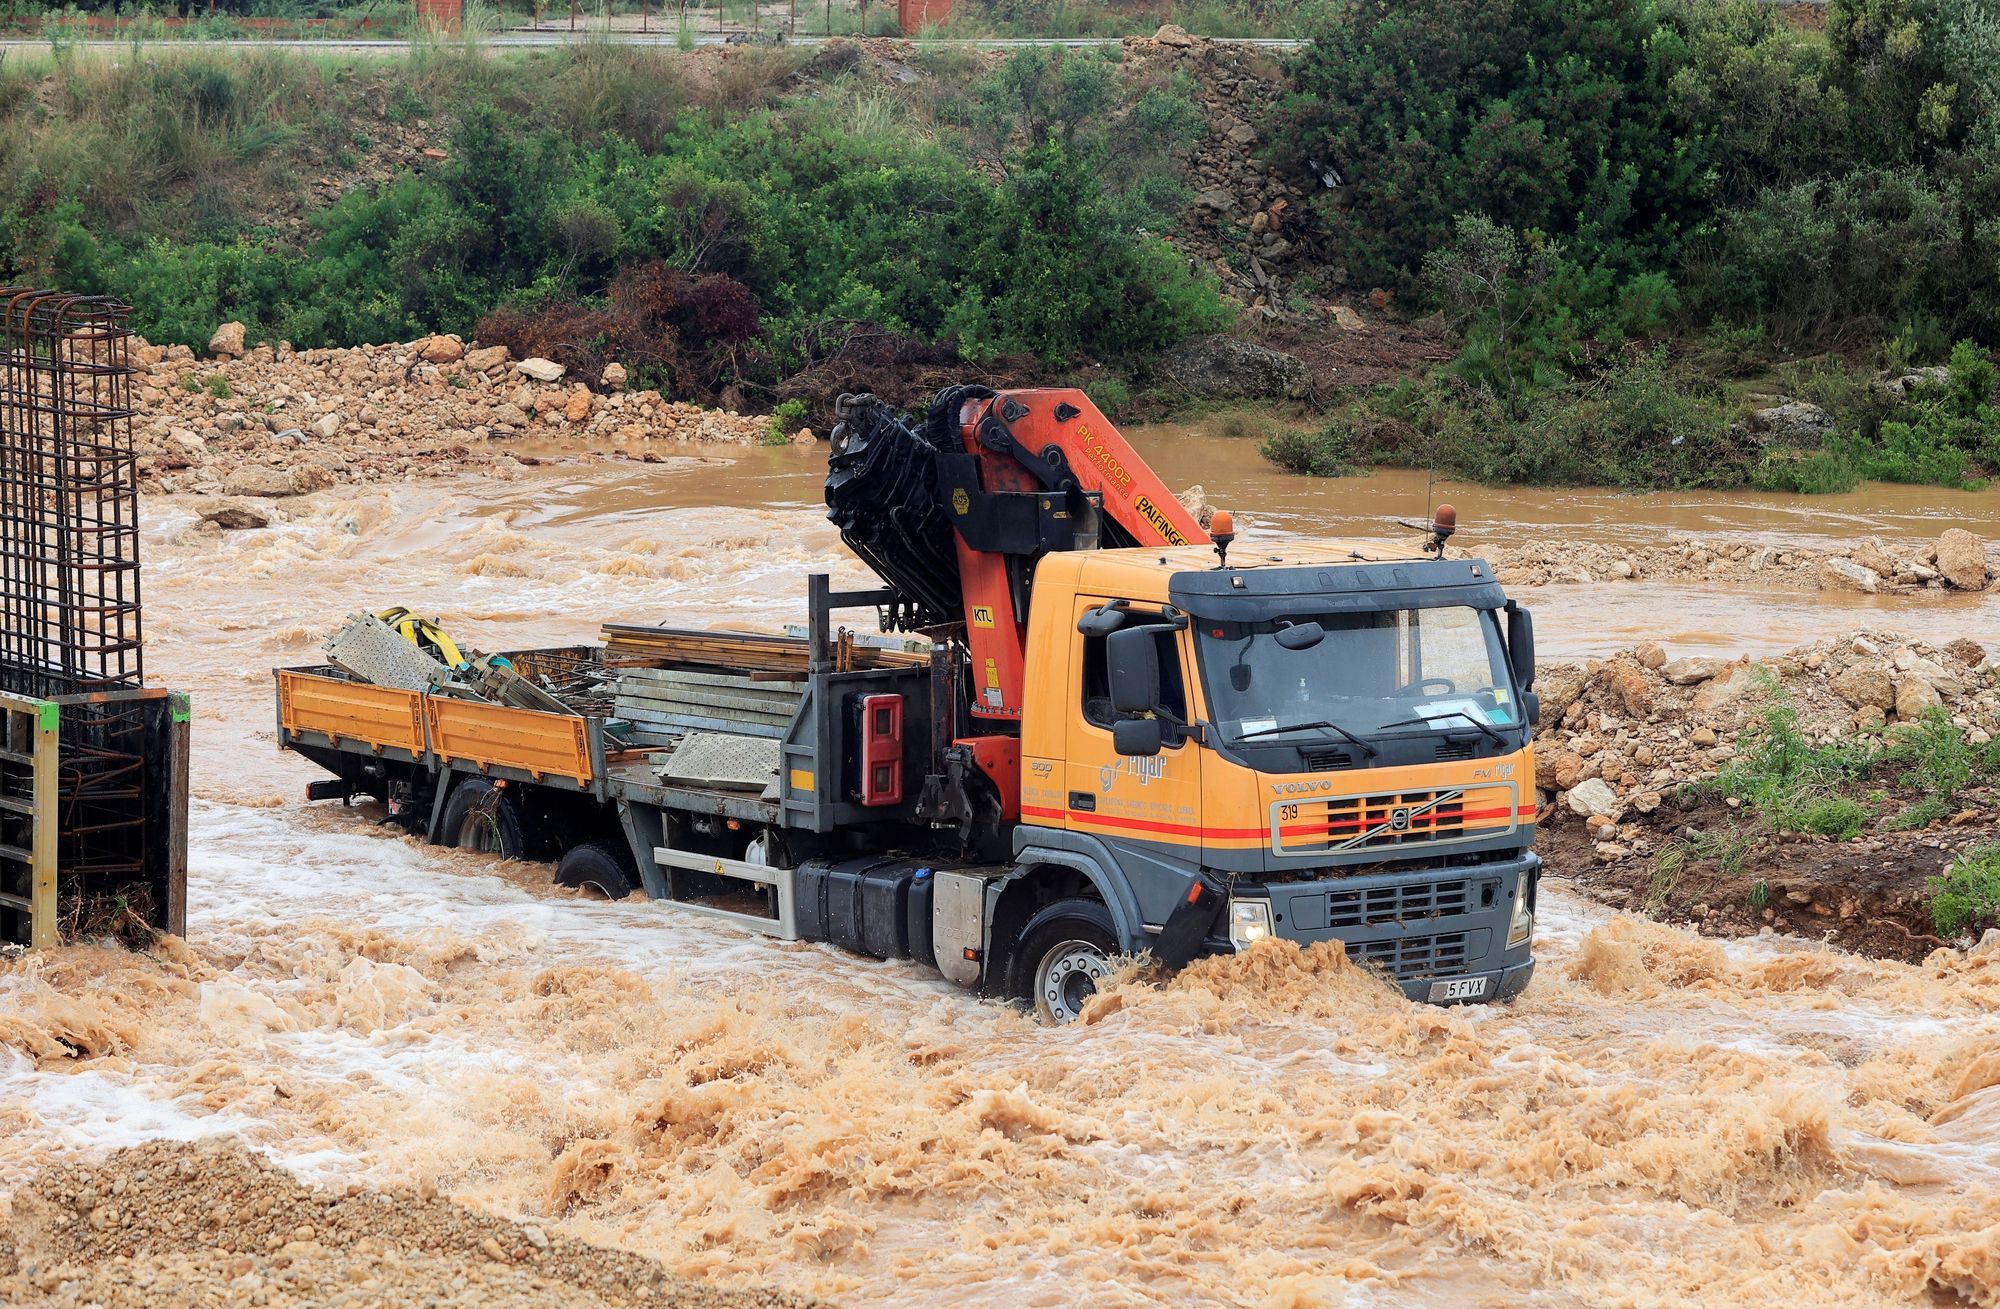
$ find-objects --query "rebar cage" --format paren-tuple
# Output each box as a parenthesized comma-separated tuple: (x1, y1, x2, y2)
(0, 289, 185, 948)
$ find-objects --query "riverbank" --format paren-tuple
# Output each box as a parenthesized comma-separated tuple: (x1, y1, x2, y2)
(1532, 631, 2000, 956)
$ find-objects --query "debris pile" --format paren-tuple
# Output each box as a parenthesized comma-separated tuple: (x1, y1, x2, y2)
(131, 333, 775, 499)
(1480, 530, 1996, 593)
(1532, 631, 1998, 853)
(0, 1140, 818, 1309)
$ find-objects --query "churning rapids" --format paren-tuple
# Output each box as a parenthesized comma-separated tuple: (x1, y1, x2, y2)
(5, 440, 2000, 1308)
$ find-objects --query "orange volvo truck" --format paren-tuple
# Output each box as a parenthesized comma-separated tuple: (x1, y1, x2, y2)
(278, 386, 1541, 1021)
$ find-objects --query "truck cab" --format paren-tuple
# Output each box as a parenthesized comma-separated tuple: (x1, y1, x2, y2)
(1000, 543, 1539, 1019)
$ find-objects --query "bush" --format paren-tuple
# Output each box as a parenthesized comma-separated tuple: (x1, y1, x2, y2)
(1279, 0, 1729, 290)
(1261, 424, 1361, 477)
(1929, 843, 2000, 936)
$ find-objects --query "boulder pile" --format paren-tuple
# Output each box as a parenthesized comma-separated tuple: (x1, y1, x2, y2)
(131, 331, 776, 498)
(1478, 531, 1995, 593)
(1531, 631, 1999, 858)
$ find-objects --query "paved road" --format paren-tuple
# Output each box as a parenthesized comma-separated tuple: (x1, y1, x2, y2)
(0, 31, 1307, 53)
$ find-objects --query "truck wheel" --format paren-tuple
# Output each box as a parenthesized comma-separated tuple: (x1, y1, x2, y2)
(1018, 898, 1118, 1026)
(438, 779, 525, 859)
(556, 841, 636, 901)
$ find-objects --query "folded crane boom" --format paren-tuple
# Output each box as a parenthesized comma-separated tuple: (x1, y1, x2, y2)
(828, 387, 1208, 724)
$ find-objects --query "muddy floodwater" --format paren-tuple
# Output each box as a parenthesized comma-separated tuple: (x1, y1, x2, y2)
(5, 435, 2000, 1307)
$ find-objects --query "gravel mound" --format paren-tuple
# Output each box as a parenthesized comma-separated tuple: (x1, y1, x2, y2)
(0, 1141, 822, 1309)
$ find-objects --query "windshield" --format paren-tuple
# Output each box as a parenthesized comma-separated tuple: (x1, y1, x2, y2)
(1195, 606, 1518, 743)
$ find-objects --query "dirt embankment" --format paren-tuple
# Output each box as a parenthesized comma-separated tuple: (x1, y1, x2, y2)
(1533, 630, 2000, 958)
(131, 334, 786, 504)
(0, 1140, 819, 1309)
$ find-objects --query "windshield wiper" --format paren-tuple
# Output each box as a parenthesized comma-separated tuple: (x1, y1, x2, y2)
(1234, 719, 1379, 757)
(1378, 709, 1505, 747)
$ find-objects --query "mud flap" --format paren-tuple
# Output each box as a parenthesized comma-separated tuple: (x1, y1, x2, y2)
(1152, 872, 1225, 969)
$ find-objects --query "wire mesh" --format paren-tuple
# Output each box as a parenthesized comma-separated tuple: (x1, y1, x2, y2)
(0, 288, 144, 701)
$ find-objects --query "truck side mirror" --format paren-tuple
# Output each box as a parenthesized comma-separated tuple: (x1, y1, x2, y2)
(1506, 603, 1535, 690)
(1077, 604, 1126, 638)
(1112, 717, 1164, 757)
(1106, 627, 1161, 716)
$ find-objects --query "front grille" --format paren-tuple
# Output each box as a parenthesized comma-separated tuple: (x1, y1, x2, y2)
(1433, 740, 1475, 762)
(1326, 878, 1478, 928)
(1279, 787, 1475, 851)
(1302, 748, 1357, 771)
(1351, 931, 1469, 979)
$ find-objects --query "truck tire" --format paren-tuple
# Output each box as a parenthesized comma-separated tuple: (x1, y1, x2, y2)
(438, 779, 525, 859)
(1017, 898, 1118, 1026)
(556, 840, 636, 901)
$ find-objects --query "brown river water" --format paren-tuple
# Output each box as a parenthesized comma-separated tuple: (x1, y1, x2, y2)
(5, 432, 2000, 1307)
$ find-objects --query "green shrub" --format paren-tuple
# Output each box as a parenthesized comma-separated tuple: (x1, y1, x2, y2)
(766, 398, 809, 445)
(1929, 843, 2000, 936)
(1261, 424, 1361, 477)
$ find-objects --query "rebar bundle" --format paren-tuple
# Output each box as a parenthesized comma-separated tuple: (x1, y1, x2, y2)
(0, 288, 143, 700)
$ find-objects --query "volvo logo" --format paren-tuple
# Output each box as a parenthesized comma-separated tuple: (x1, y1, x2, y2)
(1388, 807, 1412, 831)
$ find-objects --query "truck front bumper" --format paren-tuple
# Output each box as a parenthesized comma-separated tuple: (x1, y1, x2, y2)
(1391, 956, 1535, 1005)
(1225, 853, 1540, 1006)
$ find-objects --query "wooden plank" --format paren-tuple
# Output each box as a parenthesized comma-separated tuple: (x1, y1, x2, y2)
(30, 701, 57, 950)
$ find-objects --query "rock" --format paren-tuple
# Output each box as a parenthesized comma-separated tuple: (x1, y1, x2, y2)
(198, 498, 274, 530)
(492, 403, 530, 428)
(1748, 401, 1834, 448)
(463, 344, 511, 372)
(1630, 791, 1662, 815)
(1175, 484, 1214, 528)
(1153, 21, 1197, 45)
(1595, 842, 1630, 861)
(1634, 642, 1666, 670)
(222, 466, 298, 498)
(1330, 305, 1366, 332)
(291, 463, 336, 494)
(1537, 748, 1581, 792)
(168, 428, 207, 459)
(1661, 656, 1725, 686)
(1193, 188, 1235, 213)
(1894, 675, 1943, 719)
(1852, 541, 1897, 577)
(1691, 726, 1718, 747)
(418, 334, 464, 364)
(1160, 335, 1310, 401)
(1692, 660, 1770, 725)
(1830, 660, 1895, 711)
(1854, 705, 1887, 731)
(516, 357, 566, 383)
(1936, 528, 1989, 591)
(311, 412, 342, 439)
(600, 362, 628, 391)
(1566, 777, 1624, 821)
(564, 386, 594, 424)
(208, 322, 246, 358)
(789, 426, 816, 446)
(1946, 637, 1988, 668)
(1818, 557, 1881, 594)
(1601, 658, 1654, 717)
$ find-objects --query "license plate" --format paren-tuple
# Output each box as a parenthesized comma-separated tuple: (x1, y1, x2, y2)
(1428, 976, 1489, 1002)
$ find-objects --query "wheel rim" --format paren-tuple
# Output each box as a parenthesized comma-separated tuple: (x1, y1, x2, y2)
(1039, 939, 1110, 1025)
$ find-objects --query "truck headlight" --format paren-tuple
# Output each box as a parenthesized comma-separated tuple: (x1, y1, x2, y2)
(1229, 898, 1274, 950)
(1507, 876, 1534, 949)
